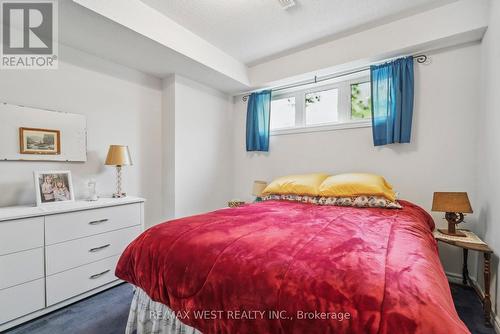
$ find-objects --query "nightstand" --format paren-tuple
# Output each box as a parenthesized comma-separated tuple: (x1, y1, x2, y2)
(434, 230, 493, 327)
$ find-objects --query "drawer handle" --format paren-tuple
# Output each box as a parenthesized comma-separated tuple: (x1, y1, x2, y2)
(89, 244, 111, 253)
(88, 219, 108, 225)
(89, 269, 111, 279)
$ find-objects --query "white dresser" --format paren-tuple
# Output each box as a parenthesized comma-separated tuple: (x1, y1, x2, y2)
(0, 197, 145, 331)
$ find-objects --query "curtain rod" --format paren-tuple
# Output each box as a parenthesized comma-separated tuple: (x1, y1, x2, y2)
(242, 54, 428, 102)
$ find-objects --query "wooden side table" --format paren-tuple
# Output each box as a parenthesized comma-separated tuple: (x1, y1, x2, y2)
(435, 230, 493, 327)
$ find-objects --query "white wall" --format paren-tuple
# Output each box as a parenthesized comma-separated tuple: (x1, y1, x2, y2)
(0, 45, 163, 228)
(0, 46, 234, 226)
(162, 75, 233, 218)
(477, 0, 500, 324)
(233, 43, 481, 276)
(161, 76, 176, 219)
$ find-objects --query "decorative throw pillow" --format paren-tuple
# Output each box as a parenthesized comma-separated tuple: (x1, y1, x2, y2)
(262, 173, 330, 197)
(318, 173, 397, 202)
(262, 194, 402, 209)
(262, 194, 318, 204)
(317, 196, 402, 209)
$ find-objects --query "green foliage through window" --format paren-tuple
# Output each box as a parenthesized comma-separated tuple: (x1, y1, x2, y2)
(351, 82, 371, 119)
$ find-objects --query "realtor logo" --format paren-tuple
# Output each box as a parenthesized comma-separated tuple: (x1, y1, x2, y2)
(1, 0, 58, 69)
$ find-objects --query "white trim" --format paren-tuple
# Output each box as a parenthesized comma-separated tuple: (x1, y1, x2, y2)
(445, 271, 464, 285)
(271, 120, 371, 136)
(495, 315, 500, 334)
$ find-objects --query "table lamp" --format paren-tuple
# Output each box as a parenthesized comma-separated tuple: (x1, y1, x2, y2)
(432, 192, 473, 237)
(105, 145, 132, 198)
(252, 181, 267, 202)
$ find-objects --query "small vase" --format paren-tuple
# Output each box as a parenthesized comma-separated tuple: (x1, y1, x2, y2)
(88, 179, 98, 201)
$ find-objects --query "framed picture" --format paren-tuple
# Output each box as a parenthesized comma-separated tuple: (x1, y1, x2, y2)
(34, 171, 75, 206)
(19, 127, 61, 155)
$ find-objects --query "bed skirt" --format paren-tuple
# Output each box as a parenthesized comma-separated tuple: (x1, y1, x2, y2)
(126, 287, 201, 334)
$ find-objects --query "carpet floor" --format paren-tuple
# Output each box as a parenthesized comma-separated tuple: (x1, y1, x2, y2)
(3, 283, 495, 334)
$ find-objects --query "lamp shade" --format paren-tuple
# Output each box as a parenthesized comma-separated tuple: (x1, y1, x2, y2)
(105, 145, 132, 166)
(252, 180, 267, 197)
(432, 192, 473, 213)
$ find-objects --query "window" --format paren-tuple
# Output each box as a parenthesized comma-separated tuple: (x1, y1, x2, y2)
(351, 82, 371, 120)
(270, 97, 296, 130)
(269, 71, 371, 134)
(305, 88, 339, 125)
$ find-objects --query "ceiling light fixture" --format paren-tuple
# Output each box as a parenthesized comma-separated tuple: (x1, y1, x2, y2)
(278, 0, 296, 10)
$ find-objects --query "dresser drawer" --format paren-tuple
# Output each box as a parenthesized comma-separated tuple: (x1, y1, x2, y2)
(0, 278, 45, 324)
(0, 248, 44, 290)
(46, 255, 120, 306)
(45, 203, 141, 245)
(0, 217, 44, 255)
(46, 225, 141, 275)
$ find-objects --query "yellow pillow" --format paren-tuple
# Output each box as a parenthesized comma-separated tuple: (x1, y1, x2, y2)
(262, 173, 330, 196)
(318, 173, 396, 202)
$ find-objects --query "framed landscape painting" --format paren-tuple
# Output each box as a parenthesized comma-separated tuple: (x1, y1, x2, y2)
(19, 127, 61, 155)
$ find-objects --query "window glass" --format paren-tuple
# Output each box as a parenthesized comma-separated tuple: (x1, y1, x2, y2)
(351, 82, 372, 120)
(305, 88, 339, 125)
(270, 97, 296, 130)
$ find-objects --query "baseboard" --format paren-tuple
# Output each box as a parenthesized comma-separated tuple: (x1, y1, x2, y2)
(446, 271, 465, 284)
(495, 315, 500, 334)
(446, 271, 500, 334)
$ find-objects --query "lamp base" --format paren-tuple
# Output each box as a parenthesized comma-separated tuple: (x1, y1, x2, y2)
(112, 165, 126, 199)
(438, 213, 467, 237)
(438, 228, 466, 237)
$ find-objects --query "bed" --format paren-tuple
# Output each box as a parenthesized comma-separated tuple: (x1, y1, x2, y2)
(115, 200, 470, 334)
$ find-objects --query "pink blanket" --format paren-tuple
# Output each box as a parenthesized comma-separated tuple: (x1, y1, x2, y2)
(116, 200, 469, 334)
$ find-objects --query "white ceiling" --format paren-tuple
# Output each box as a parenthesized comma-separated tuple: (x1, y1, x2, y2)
(141, 0, 457, 65)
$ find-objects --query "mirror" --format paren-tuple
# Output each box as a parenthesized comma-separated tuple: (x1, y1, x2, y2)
(0, 102, 87, 162)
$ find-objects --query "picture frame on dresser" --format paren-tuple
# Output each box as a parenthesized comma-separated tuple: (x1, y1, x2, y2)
(34, 171, 75, 206)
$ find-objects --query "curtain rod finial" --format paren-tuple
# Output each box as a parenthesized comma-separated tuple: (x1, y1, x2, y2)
(415, 54, 428, 64)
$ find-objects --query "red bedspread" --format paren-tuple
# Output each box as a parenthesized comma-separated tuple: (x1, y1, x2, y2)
(116, 200, 469, 334)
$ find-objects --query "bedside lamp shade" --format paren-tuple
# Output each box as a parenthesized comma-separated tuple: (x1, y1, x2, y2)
(432, 192, 473, 213)
(105, 145, 132, 166)
(432, 192, 472, 237)
(252, 181, 267, 197)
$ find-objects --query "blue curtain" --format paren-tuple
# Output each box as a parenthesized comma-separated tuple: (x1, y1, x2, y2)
(370, 56, 414, 146)
(246, 90, 271, 152)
